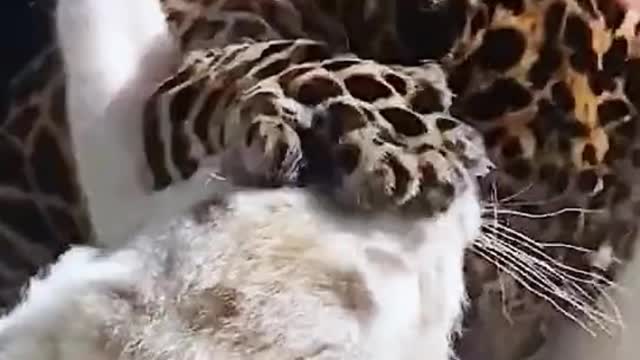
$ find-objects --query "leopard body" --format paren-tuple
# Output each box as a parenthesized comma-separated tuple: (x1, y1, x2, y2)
(2, 0, 640, 359)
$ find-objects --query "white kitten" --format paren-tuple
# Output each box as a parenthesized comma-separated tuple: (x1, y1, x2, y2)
(0, 185, 481, 360)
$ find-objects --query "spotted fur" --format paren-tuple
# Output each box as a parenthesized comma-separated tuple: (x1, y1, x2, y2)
(2, 0, 640, 359)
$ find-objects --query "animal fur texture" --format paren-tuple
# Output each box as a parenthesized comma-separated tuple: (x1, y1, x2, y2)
(0, 0, 484, 359)
(0, 186, 481, 360)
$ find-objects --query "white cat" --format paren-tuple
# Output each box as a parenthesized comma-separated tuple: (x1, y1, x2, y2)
(0, 186, 481, 360)
(0, 0, 483, 359)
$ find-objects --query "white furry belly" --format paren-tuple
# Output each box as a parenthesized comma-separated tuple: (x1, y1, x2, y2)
(0, 187, 480, 360)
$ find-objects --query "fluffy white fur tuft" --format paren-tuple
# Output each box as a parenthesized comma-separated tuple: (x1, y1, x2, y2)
(0, 186, 481, 360)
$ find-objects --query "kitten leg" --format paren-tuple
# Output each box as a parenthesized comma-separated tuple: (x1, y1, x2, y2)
(55, 0, 226, 247)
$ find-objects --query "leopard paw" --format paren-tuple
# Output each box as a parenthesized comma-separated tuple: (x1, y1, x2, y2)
(305, 104, 491, 216)
(240, 115, 304, 186)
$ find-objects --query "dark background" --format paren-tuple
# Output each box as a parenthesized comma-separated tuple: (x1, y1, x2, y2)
(1, 0, 53, 115)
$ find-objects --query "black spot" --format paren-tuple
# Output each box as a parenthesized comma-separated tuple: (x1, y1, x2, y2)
(631, 148, 640, 167)
(324, 102, 368, 139)
(470, 9, 487, 36)
(169, 79, 202, 125)
(50, 85, 67, 128)
(380, 107, 428, 136)
(253, 58, 291, 80)
(295, 42, 333, 63)
(9, 50, 62, 108)
(539, 163, 559, 181)
(46, 205, 83, 245)
(157, 65, 195, 93)
(344, 75, 393, 102)
(474, 27, 526, 71)
(410, 83, 445, 114)
(582, 144, 599, 165)
(615, 117, 637, 139)
(588, 71, 616, 96)
(504, 158, 532, 180)
(551, 81, 575, 111)
(596, 0, 626, 31)
(384, 73, 408, 95)
(171, 129, 198, 180)
(337, 144, 361, 174)
(30, 130, 77, 203)
(530, 99, 563, 145)
(597, 99, 630, 126)
(465, 78, 532, 120)
(544, 2, 567, 43)
(384, 153, 411, 197)
(6, 105, 40, 140)
(605, 138, 627, 163)
(528, 46, 562, 89)
(501, 137, 523, 158)
(322, 59, 361, 72)
(448, 59, 474, 95)
(569, 48, 597, 73)
(612, 182, 631, 204)
(0, 134, 29, 191)
(551, 168, 571, 193)
(143, 99, 173, 190)
(295, 76, 344, 106)
(484, 127, 506, 148)
(564, 14, 592, 52)
(395, 0, 469, 61)
(421, 162, 439, 185)
(436, 117, 459, 131)
(194, 88, 223, 153)
(255, 41, 294, 61)
(415, 143, 436, 153)
(278, 65, 316, 93)
(603, 37, 628, 77)
(625, 59, 640, 109)
(577, 169, 599, 193)
(0, 197, 58, 248)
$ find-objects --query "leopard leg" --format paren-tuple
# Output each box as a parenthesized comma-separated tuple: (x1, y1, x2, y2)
(144, 41, 492, 216)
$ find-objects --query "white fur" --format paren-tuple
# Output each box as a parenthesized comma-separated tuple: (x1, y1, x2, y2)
(0, 186, 481, 360)
(56, 0, 227, 247)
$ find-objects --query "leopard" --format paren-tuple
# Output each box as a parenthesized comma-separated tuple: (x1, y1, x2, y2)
(0, 0, 487, 358)
(1, 0, 640, 359)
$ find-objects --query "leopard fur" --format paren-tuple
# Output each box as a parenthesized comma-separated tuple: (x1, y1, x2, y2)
(0, 2, 485, 358)
(2, 0, 640, 359)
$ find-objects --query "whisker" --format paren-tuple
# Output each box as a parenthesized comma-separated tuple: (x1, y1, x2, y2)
(473, 215, 626, 334)
(478, 232, 607, 314)
(470, 245, 601, 336)
(483, 222, 618, 287)
(474, 236, 621, 334)
(484, 207, 604, 219)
